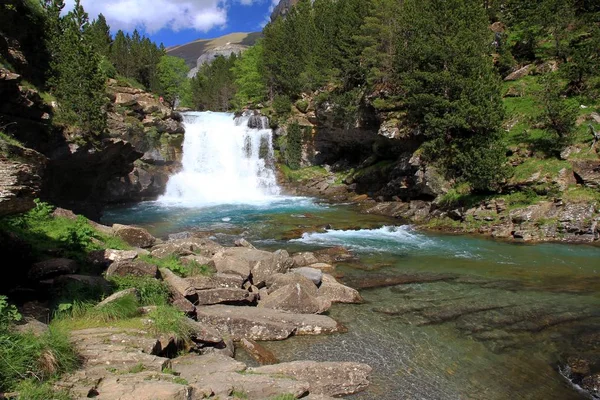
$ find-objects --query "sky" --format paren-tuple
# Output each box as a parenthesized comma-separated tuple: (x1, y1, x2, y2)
(63, 0, 281, 47)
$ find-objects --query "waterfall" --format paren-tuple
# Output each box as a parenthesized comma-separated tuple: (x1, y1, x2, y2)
(159, 111, 280, 205)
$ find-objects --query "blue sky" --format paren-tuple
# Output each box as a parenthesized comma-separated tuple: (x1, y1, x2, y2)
(63, 0, 279, 47)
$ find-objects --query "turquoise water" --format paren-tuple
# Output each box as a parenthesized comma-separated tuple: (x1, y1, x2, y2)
(103, 198, 600, 399)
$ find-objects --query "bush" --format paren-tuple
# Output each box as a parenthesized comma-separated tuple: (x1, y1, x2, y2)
(537, 74, 579, 144)
(285, 122, 303, 170)
(295, 99, 309, 113)
(0, 327, 78, 392)
(109, 276, 170, 306)
(147, 305, 191, 340)
(273, 95, 292, 117)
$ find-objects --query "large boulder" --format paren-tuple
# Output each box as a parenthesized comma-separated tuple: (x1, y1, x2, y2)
(249, 360, 372, 396)
(251, 249, 294, 286)
(196, 304, 341, 341)
(106, 259, 158, 278)
(260, 283, 331, 314)
(212, 252, 252, 279)
(185, 273, 244, 290)
(0, 144, 46, 216)
(318, 274, 363, 304)
(292, 267, 323, 286)
(573, 160, 600, 189)
(195, 288, 256, 306)
(151, 238, 223, 259)
(159, 268, 197, 301)
(266, 273, 318, 295)
(28, 258, 78, 280)
(113, 224, 156, 248)
(292, 252, 319, 268)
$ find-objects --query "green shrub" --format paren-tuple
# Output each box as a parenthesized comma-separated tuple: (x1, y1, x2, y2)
(0, 295, 22, 331)
(295, 99, 309, 113)
(273, 95, 292, 117)
(14, 380, 72, 400)
(109, 276, 170, 306)
(140, 255, 212, 278)
(0, 327, 78, 392)
(147, 306, 191, 340)
(58, 215, 95, 251)
(285, 121, 302, 170)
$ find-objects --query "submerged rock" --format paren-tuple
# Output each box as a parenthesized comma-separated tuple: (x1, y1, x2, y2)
(318, 274, 363, 304)
(249, 360, 372, 396)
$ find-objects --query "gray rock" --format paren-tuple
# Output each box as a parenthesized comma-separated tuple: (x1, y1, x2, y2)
(249, 360, 372, 396)
(260, 283, 331, 314)
(14, 317, 49, 336)
(113, 224, 156, 248)
(266, 273, 318, 295)
(318, 274, 363, 304)
(292, 252, 319, 267)
(196, 304, 341, 341)
(106, 259, 158, 278)
(234, 238, 256, 249)
(151, 237, 223, 259)
(185, 273, 244, 290)
(292, 267, 323, 286)
(28, 258, 78, 280)
(195, 288, 256, 305)
(179, 254, 215, 269)
(252, 249, 294, 286)
(183, 319, 225, 344)
(212, 252, 252, 279)
(159, 268, 197, 300)
(96, 288, 138, 308)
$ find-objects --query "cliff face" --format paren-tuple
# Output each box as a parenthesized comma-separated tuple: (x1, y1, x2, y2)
(271, 0, 301, 21)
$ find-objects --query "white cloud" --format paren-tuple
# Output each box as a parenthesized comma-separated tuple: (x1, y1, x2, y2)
(63, 0, 264, 33)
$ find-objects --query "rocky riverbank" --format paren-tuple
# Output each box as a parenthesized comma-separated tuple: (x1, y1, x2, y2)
(278, 167, 600, 245)
(12, 209, 372, 399)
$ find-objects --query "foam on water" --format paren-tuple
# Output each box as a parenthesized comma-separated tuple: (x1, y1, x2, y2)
(159, 111, 281, 206)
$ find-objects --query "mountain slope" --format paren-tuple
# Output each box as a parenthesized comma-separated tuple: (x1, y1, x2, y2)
(167, 32, 262, 73)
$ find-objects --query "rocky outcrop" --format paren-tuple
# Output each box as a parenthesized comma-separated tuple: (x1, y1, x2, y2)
(102, 80, 185, 204)
(0, 141, 46, 216)
(187, 43, 247, 78)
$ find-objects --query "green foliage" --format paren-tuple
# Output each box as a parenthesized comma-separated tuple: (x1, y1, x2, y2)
(0, 200, 113, 261)
(139, 255, 212, 278)
(191, 55, 237, 111)
(0, 327, 78, 392)
(0, 296, 22, 331)
(396, 0, 507, 193)
(269, 395, 296, 400)
(295, 99, 309, 113)
(14, 380, 72, 400)
(109, 276, 170, 306)
(536, 74, 579, 145)
(233, 41, 267, 107)
(284, 122, 303, 170)
(156, 55, 190, 105)
(273, 95, 292, 117)
(146, 305, 191, 340)
(46, 0, 108, 137)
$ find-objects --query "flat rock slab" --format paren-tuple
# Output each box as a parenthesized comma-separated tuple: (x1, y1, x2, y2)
(186, 273, 244, 290)
(260, 283, 331, 314)
(96, 288, 138, 308)
(249, 360, 372, 396)
(159, 268, 197, 299)
(172, 353, 246, 380)
(191, 372, 309, 399)
(83, 372, 192, 400)
(196, 305, 341, 341)
(195, 288, 256, 305)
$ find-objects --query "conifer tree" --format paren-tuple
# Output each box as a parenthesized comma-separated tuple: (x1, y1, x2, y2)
(396, 0, 507, 191)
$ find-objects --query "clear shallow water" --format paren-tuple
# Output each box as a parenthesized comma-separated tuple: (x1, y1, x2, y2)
(102, 198, 600, 400)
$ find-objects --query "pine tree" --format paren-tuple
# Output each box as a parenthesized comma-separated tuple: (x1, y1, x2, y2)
(47, 0, 107, 136)
(396, 0, 507, 192)
(87, 13, 111, 57)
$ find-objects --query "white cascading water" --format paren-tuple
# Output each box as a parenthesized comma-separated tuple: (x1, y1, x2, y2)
(159, 111, 280, 205)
